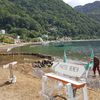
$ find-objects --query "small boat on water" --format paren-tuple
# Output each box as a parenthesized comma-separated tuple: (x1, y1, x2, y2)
(41, 41, 50, 46)
(55, 44, 64, 47)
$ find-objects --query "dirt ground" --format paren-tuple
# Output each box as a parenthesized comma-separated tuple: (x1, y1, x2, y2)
(0, 62, 100, 100)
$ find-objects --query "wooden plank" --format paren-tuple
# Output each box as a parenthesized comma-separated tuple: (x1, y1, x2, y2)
(3, 61, 17, 68)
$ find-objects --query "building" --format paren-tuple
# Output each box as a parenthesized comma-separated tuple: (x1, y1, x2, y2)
(0, 30, 6, 34)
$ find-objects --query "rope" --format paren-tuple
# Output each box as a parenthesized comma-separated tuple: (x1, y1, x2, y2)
(52, 95, 67, 100)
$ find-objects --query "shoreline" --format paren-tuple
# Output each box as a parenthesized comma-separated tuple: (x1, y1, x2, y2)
(68, 39, 100, 42)
(0, 42, 32, 52)
(0, 39, 100, 51)
(54, 39, 100, 43)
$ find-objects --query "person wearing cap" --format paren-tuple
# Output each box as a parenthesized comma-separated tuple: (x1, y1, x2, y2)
(93, 56, 100, 77)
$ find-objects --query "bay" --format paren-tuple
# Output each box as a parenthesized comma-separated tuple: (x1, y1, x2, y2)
(13, 40, 100, 60)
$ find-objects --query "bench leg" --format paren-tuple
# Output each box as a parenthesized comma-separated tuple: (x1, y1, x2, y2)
(82, 84, 88, 100)
(42, 76, 48, 94)
(42, 76, 50, 100)
(65, 83, 74, 100)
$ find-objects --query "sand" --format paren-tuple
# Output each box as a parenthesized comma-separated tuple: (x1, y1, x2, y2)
(0, 63, 42, 100)
(0, 62, 100, 100)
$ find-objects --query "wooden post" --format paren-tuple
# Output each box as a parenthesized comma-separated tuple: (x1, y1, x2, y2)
(3, 61, 17, 84)
(9, 62, 17, 84)
(9, 64, 13, 79)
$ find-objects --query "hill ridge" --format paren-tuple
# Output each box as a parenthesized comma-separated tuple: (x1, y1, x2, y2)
(75, 1, 100, 22)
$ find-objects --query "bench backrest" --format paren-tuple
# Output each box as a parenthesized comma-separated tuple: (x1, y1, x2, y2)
(52, 61, 86, 78)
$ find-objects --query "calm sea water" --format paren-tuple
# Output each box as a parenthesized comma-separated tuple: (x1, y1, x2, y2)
(14, 40, 100, 60)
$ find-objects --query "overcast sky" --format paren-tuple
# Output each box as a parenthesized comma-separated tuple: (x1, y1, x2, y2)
(63, 0, 100, 7)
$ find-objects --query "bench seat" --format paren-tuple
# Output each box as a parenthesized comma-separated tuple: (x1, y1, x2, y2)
(45, 73, 86, 89)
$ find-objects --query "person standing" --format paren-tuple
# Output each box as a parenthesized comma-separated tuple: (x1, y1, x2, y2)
(93, 56, 100, 77)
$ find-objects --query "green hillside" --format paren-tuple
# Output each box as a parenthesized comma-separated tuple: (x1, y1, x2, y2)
(0, 0, 100, 40)
(75, 1, 100, 22)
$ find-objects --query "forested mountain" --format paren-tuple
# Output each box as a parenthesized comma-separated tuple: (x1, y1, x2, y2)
(0, 0, 100, 40)
(75, 1, 100, 22)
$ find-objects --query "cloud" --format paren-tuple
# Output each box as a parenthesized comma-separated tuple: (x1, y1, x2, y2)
(63, 0, 100, 7)
(67, 0, 81, 7)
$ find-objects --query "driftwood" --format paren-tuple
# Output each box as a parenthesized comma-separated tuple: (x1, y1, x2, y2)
(32, 59, 53, 68)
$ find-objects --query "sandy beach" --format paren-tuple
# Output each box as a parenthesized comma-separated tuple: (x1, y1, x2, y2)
(0, 39, 100, 51)
(0, 62, 100, 100)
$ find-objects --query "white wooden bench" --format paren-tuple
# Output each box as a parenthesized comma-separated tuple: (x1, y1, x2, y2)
(45, 73, 86, 88)
(41, 61, 89, 100)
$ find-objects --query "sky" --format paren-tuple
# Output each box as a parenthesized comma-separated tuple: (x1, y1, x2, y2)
(63, 0, 100, 7)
